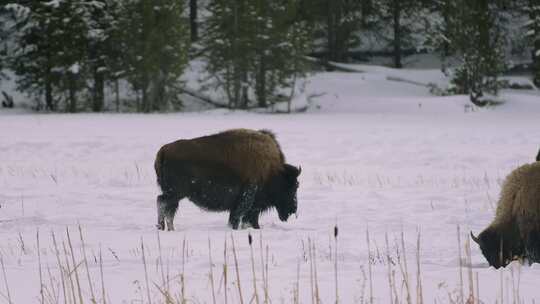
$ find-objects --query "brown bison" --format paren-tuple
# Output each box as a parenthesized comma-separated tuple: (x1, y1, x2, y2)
(154, 129, 301, 230)
(471, 161, 540, 268)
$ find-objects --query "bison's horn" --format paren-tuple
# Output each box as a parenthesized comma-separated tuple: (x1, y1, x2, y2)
(297, 166, 302, 175)
(470, 231, 480, 244)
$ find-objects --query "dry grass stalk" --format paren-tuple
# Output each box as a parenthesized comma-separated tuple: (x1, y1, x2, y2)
(313, 241, 320, 304)
(416, 230, 423, 304)
(385, 233, 393, 304)
(259, 232, 269, 304)
(456, 225, 464, 304)
(334, 226, 339, 304)
(18, 231, 26, 255)
(248, 234, 260, 304)
(140, 238, 152, 304)
(475, 272, 479, 304)
(224, 237, 229, 304)
(465, 237, 474, 303)
(37, 229, 45, 304)
(66, 228, 84, 304)
(309, 238, 315, 304)
(208, 238, 217, 304)
(156, 231, 167, 294)
(366, 228, 373, 304)
(294, 258, 300, 304)
(0, 254, 13, 304)
(358, 266, 367, 304)
(78, 225, 96, 303)
(264, 245, 269, 303)
(45, 264, 60, 304)
(51, 232, 68, 304)
(510, 264, 522, 304)
(99, 246, 106, 304)
(398, 230, 412, 304)
(181, 237, 187, 304)
(62, 241, 77, 304)
(230, 234, 244, 304)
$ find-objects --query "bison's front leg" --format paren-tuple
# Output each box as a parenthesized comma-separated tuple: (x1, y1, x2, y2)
(245, 210, 261, 229)
(229, 184, 258, 230)
(157, 194, 180, 231)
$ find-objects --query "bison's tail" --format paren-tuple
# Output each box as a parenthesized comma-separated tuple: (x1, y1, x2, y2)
(154, 147, 166, 190)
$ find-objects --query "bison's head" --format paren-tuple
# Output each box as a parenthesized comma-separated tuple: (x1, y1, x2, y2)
(471, 228, 522, 269)
(273, 164, 301, 222)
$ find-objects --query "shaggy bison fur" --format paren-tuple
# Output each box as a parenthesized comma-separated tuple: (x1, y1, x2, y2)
(471, 161, 540, 268)
(154, 129, 301, 230)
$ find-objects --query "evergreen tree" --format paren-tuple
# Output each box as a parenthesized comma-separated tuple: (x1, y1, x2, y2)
(0, 7, 8, 81)
(374, 0, 427, 68)
(86, 0, 121, 112)
(447, 0, 506, 105)
(190, 0, 198, 42)
(120, 0, 190, 112)
(53, 0, 90, 113)
(310, 0, 362, 63)
(6, 1, 61, 110)
(526, 0, 540, 86)
(203, 0, 311, 110)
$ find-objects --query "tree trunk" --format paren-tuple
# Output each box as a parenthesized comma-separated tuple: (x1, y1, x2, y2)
(392, 0, 402, 68)
(240, 70, 249, 109)
(45, 73, 53, 111)
(531, 0, 540, 86)
(257, 56, 267, 108)
(68, 73, 77, 113)
(190, 0, 198, 42)
(326, 0, 335, 63)
(92, 69, 104, 112)
(115, 79, 120, 112)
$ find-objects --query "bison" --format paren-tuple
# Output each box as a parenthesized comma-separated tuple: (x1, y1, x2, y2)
(471, 161, 540, 268)
(154, 129, 301, 230)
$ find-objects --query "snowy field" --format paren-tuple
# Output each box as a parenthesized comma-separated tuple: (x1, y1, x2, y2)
(1, 70, 540, 303)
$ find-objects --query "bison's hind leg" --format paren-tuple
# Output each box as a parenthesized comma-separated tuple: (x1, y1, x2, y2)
(157, 194, 181, 231)
(525, 231, 540, 264)
(245, 209, 261, 229)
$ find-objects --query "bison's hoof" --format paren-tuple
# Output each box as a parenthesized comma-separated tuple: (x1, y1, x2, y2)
(156, 224, 165, 230)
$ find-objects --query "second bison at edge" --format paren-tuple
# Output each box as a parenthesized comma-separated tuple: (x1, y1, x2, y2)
(154, 129, 301, 230)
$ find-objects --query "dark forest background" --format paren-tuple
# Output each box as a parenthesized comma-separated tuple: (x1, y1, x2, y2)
(1, 0, 539, 112)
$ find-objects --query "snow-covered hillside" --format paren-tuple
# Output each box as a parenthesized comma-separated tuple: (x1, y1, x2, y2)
(1, 67, 540, 303)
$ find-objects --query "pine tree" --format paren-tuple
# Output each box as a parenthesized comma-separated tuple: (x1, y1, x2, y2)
(374, 0, 427, 68)
(190, 0, 198, 42)
(310, 0, 362, 63)
(447, 0, 506, 105)
(86, 0, 121, 112)
(120, 0, 190, 112)
(6, 1, 61, 110)
(203, 0, 311, 110)
(53, 0, 90, 113)
(526, 0, 540, 86)
(0, 7, 8, 81)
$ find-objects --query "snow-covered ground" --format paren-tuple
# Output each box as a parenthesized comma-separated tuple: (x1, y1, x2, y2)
(1, 66, 540, 303)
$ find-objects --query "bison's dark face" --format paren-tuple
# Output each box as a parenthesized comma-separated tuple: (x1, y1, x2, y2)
(274, 164, 301, 222)
(471, 228, 520, 269)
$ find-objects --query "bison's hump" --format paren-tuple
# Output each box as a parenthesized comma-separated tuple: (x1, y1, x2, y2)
(492, 162, 540, 226)
(161, 129, 285, 184)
